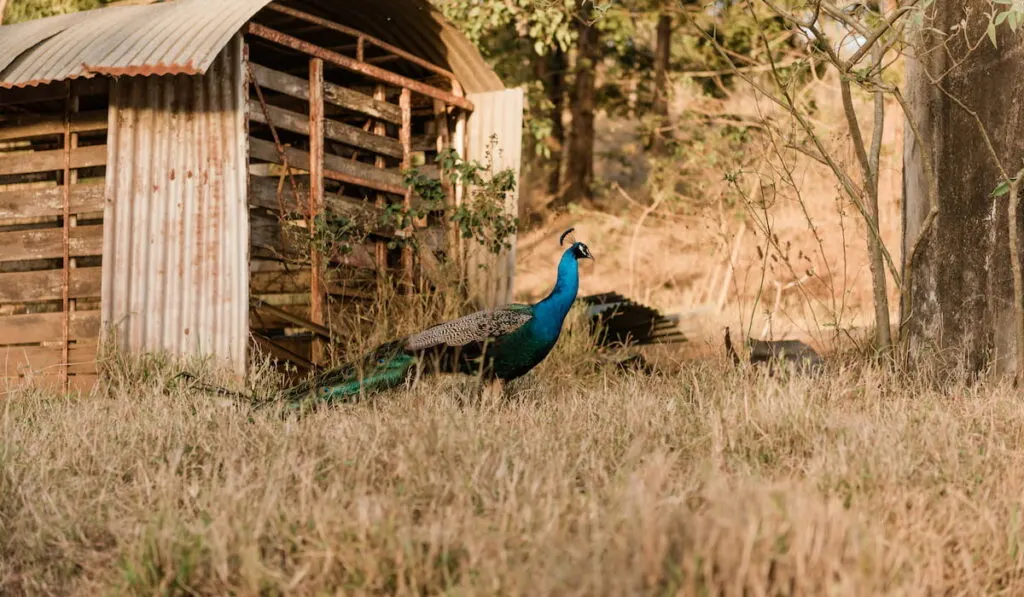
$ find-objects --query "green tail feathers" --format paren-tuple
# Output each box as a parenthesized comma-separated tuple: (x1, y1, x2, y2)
(283, 341, 416, 404)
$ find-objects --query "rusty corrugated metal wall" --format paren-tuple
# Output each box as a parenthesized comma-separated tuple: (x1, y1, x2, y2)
(101, 34, 249, 375)
(464, 88, 523, 308)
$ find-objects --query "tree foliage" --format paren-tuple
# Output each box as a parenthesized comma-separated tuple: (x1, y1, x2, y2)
(3, 0, 108, 24)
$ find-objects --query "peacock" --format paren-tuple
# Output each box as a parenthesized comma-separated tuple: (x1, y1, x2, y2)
(283, 228, 594, 403)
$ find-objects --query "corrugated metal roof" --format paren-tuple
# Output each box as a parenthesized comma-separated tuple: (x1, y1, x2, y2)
(0, 0, 266, 88)
(0, 0, 503, 93)
(0, 10, 92, 75)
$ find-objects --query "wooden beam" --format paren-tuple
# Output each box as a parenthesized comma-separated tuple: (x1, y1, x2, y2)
(0, 342, 97, 376)
(0, 79, 108, 106)
(2, 374, 99, 395)
(248, 136, 406, 195)
(373, 84, 388, 275)
(309, 58, 327, 366)
(246, 23, 475, 112)
(0, 225, 103, 263)
(250, 296, 338, 342)
(265, 3, 460, 88)
(248, 62, 401, 124)
(400, 88, 413, 286)
(0, 144, 106, 176)
(247, 98, 403, 159)
(60, 83, 73, 391)
(249, 177, 396, 236)
(0, 183, 104, 219)
(0, 267, 102, 304)
(0, 310, 100, 345)
(251, 267, 378, 297)
(249, 213, 378, 270)
(0, 110, 107, 142)
(252, 332, 315, 371)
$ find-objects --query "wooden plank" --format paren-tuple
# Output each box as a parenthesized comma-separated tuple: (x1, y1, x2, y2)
(0, 144, 106, 176)
(248, 63, 401, 124)
(0, 79, 108, 106)
(246, 24, 475, 112)
(252, 333, 314, 371)
(249, 214, 378, 270)
(399, 88, 413, 285)
(251, 304, 311, 330)
(0, 267, 102, 304)
(247, 99, 403, 159)
(0, 79, 107, 106)
(250, 297, 338, 341)
(309, 58, 327, 366)
(249, 176, 394, 235)
(0, 225, 103, 263)
(266, 3, 459, 85)
(373, 84, 388, 275)
(0, 110, 107, 142)
(0, 310, 100, 345)
(0, 342, 97, 376)
(248, 137, 406, 194)
(1, 374, 99, 395)
(252, 267, 377, 296)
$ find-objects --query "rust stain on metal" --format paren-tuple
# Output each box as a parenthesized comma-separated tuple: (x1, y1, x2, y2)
(101, 35, 249, 376)
(245, 22, 475, 112)
(84, 60, 202, 77)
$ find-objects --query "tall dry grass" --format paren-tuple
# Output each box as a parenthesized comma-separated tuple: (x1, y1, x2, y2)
(4, 314, 1024, 595)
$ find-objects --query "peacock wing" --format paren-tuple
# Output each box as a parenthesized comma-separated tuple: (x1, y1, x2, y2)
(404, 304, 533, 351)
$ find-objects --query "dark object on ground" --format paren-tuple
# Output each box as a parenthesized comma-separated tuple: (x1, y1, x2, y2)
(580, 292, 686, 347)
(725, 327, 824, 375)
(580, 292, 686, 375)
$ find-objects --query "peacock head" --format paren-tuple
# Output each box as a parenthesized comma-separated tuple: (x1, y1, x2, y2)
(559, 227, 595, 262)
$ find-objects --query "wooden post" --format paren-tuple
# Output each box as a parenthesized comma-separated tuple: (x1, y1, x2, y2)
(433, 99, 455, 273)
(452, 110, 467, 276)
(399, 87, 413, 288)
(60, 82, 74, 392)
(373, 84, 387, 279)
(309, 58, 326, 364)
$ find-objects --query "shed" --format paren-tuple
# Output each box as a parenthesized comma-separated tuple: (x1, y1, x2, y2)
(0, 0, 524, 393)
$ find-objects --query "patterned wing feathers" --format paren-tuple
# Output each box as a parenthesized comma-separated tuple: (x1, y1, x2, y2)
(404, 307, 533, 351)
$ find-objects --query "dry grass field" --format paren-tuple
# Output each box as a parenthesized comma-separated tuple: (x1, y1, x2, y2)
(0, 56, 1007, 596)
(4, 313, 1024, 595)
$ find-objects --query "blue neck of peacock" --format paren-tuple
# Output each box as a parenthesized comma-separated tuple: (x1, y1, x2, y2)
(532, 248, 579, 340)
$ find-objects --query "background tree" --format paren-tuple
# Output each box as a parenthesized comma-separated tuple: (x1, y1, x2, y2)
(2, 0, 106, 23)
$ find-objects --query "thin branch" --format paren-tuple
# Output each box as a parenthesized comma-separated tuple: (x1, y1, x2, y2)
(1009, 166, 1024, 382)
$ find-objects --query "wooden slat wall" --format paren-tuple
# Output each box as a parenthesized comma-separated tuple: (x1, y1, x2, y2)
(0, 81, 107, 394)
(247, 58, 410, 359)
(245, 49, 456, 371)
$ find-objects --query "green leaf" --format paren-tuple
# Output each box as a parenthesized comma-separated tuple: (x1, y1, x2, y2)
(992, 180, 1012, 198)
(995, 10, 1009, 25)
(988, 22, 999, 47)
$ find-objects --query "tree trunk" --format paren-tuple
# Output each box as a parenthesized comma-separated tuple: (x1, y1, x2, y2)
(902, 0, 1024, 375)
(558, 3, 599, 209)
(546, 47, 567, 197)
(651, 11, 672, 153)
